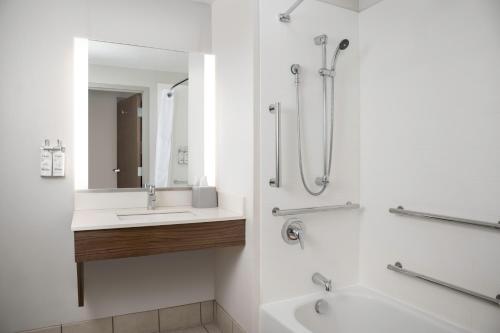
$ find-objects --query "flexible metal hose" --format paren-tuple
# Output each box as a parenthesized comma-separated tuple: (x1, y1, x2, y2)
(295, 74, 336, 196)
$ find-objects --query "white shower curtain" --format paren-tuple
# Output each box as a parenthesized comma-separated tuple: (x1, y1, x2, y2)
(154, 88, 175, 187)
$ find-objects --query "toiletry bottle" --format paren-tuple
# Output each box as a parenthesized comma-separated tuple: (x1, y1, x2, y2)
(52, 139, 65, 177)
(40, 139, 52, 177)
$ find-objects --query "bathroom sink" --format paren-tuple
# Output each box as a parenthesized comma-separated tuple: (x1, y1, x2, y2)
(117, 211, 196, 222)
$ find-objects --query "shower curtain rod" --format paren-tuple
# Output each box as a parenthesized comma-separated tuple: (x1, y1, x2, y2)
(171, 78, 189, 90)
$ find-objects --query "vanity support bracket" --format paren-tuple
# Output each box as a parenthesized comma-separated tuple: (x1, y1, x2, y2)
(76, 262, 84, 307)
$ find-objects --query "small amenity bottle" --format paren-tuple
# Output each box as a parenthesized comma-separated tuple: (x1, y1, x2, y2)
(52, 139, 65, 177)
(40, 139, 52, 177)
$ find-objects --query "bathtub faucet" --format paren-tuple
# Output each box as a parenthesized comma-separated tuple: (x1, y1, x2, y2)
(312, 272, 332, 292)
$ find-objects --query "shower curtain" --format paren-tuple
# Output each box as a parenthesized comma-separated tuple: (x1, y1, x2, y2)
(154, 88, 175, 187)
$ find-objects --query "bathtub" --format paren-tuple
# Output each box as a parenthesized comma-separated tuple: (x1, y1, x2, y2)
(261, 286, 470, 333)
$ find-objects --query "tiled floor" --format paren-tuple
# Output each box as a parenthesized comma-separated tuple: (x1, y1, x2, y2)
(168, 326, 213, 333)
(203, 323, 221, 333)
(22, 300, 244, 333)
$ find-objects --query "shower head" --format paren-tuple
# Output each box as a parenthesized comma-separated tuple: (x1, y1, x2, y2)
(339, 39, 349, 50)
(330, 38, 350, 70)
(167, 91, 173, 98)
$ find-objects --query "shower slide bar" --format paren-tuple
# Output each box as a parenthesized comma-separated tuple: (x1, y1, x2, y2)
(272, 201, 359, 216)
(269, 102, 281, 188)
(279, 0, 305, 22)
(387, 262, 500, 307)
(389, 206, 500, 230)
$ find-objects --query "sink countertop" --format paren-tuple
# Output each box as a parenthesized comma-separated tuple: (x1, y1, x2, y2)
(71, 206, 245, 231)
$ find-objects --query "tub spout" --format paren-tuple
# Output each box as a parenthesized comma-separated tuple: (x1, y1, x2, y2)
(312, 272, 332, 292)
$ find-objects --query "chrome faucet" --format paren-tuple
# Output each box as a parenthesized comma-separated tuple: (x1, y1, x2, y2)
(312, 272, 332, 292)
(146, 184, 156, 210)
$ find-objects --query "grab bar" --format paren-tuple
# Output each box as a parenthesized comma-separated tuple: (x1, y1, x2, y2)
(272, 201, 359, 216)
(269, 102, 281, 188)
(389, 206, 500, 230)
(387, 262, 500, 307)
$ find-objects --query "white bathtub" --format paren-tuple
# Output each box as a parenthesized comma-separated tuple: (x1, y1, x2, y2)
(261, 286, 470, 333)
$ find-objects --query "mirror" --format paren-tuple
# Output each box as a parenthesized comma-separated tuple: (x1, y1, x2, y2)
(80, 40, 215, 190)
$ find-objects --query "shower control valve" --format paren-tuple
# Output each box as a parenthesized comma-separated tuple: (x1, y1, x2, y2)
(282, 218, 305, 250)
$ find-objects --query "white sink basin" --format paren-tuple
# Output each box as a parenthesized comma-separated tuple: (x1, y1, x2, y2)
(117, 211, 196, 223)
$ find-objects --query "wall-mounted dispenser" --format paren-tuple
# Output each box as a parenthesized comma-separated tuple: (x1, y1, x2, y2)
(40, 139, 53, 177)
(40, 139, 66, 177)
(52, 140, 66, 177)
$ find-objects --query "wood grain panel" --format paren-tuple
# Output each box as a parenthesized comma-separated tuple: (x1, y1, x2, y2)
(76, 263, 84, 306)
(74, 220, 245, 262)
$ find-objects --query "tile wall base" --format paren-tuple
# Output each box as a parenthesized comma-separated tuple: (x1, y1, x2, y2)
(19, 301, 245, 333)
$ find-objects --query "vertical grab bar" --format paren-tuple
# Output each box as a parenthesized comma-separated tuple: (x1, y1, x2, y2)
(269, 102, 281, 187)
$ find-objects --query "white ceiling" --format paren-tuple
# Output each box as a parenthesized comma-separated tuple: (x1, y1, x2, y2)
(308, 0, 385, 12)
(191, 0, 384, 12)
(358, 0, 385, 11)
(88, 41, 188, 74)
(192, 0, 383, 11)
(190, 0, 215, 4)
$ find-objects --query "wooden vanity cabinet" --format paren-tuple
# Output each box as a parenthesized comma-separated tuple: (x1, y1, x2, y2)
(74, 219, 245, 306)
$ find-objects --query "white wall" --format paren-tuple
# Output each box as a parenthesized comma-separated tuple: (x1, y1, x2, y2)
(0, 0, 212, 332)
(260, 0, 360, 303)
(212, 0, 260, 331)
(87, 0, 212, 53)
(359, 1, 500, 332)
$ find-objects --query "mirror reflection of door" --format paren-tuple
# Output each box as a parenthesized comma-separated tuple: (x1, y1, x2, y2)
(117, 93, 142, 188)
(88, 89, 144, 189)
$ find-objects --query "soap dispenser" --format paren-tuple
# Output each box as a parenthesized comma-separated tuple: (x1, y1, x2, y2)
(40, 139, 52, 177)
(52, 139, 65, 177)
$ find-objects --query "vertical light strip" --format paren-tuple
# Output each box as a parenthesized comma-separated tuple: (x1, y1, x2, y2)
(73, 38, 88, 190)
(203, 54, 216, 186)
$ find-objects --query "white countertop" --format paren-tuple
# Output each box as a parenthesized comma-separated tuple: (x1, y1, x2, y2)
(71, 206, 245, 231)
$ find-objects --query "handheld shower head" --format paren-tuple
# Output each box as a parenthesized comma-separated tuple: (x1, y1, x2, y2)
(339, 39, 349, 50)
(330, 38, 350, 70)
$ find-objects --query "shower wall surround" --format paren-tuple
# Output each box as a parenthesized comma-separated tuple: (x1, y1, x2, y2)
(359, 0, 500, 332)
(259, 0, 360, 303)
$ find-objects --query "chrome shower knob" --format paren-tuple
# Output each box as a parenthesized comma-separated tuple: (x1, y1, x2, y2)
(282, 218, 305, 250)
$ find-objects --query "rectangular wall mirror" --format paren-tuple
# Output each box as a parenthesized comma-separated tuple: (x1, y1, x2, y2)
(74, 39, 215, 190)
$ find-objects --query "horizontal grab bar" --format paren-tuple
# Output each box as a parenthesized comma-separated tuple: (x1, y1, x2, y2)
(389, 206, 500, 230)
(387, 262, 500, 307)
(272, 201, 359, 217)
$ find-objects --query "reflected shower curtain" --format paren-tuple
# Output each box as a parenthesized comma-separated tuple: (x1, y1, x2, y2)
(154, 88, 175, 187)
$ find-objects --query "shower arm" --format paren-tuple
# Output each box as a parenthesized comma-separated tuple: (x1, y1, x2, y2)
(279, 0, 306, 22)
